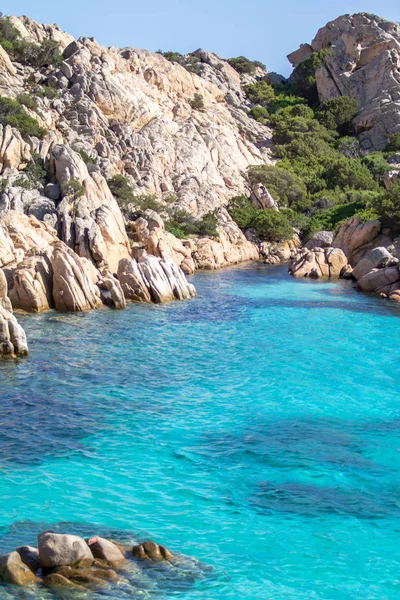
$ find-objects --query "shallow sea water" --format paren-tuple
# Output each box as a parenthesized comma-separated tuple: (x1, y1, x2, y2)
(1, 263, 400, 599)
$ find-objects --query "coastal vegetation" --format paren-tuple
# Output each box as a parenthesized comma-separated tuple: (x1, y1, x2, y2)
(228, 51, 400, 243)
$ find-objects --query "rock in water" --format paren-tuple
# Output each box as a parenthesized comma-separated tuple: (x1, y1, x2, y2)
(0, 306, 29, 358)
(38, 532, 94, 568)
(132, 540, 173, 562)
(289, 248, 349, 279)
(0, 551, 39, 585)
(86, 536, 125, 566)
(16, 546, 40, 574)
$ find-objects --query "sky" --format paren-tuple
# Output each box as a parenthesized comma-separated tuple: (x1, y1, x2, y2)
(1, 0, 399, 76)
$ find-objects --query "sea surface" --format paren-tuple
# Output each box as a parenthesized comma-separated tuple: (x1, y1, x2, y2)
(1, 263, 400, 599)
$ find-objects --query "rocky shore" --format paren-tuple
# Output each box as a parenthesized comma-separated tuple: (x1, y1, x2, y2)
(0, 529, 196, 595)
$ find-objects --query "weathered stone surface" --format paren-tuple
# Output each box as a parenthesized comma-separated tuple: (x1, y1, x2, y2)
(0, 305, 29, 357)
(0, 269, 11, 311)
(251, 184, 279, 210)
(117, 257, 152, 303)
(304, 231, 334, 250)
(9, 253, 54, 312)
(0, 551, 39, 585)
(132, 541, 173, 562)
(97, 273, 126, 310)
(38, 532, 94, 569)
(51, 242, 103, 312)
(86, 537, 125, 566)
(16, 546, 40, 574)
(357, 266, 400, 293)
(291, 13, 400, 150)
(352, 247, 397, 280)
(289, 247, 348, 279)
(333, 216, 382, 265)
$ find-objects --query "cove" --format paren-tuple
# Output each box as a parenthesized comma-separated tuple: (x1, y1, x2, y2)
(1, 263, 400, 599)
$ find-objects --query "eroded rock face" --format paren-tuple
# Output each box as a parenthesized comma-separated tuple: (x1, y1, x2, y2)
(0, 305, 29, 358)
(304, 231, 334, 250)
(333, 216, 382, 265)
(289, 247, 349, 279)
(291, 13, 400, 150)
(51, 242, 103, 312)
(8, 253, 54, 312)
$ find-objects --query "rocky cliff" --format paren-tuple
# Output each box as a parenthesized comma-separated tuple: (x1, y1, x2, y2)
(289, 13, 400, 150)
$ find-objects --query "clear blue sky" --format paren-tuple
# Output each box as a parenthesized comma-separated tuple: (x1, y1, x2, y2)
(2, 0, 399, 75)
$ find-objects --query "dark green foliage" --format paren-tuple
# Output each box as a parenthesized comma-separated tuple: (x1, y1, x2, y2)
(16, 153, 46, 190)
(372, 180, 400, 224)
(79, 150, 97, 165)
(165, 208, 219, 238)
(35, 85, 60, 100)
(0, 18, 62, 68)
(361, 152, 393, 182)
(157, 51, 201, 74)
(267, 93, 306, 114)
(0, 96, 46, 138)
(136, 195, 163, 212)
(227, 56, 257, 75)
(291, 49, 332, 103)
(316, 96, 359, 134)
(63, 178, 85, 199)
(251, 210, 293, 242)
(228, 195, 293, 241)
(253, 60, 266, 70)
(244, 81, 275, 106)
(386, 133, 400, 153)
(189, 94, 204, 110)
(248, 164, 309, 211)
(306, 201, 367, 236)
(158, 50, 183, 63)
(336, 136, 362, 158)
(107, 174, 134, 203)
(17, 93, 38, 111)
(248, 105, 269, 124)
(325, 157, 378, 190)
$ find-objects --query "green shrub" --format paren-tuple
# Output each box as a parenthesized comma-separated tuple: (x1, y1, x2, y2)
(292, 49, 332, 103)
(228, 195, 257, 229)
(336, 136, 362, 158)
(0, 18, 62, 68)
(248, 164, 309, 211)
(372, 180, 400, 224)
(17, 93, 38, 111)
(165, 208, 219, 238)
(195, 210, 219, 237)
(251, 210, 293, 242)
(189, 94, 204, 111)
(386, 132, 400, 152)
(248, 105, 269, 124)
(316, 96, 358, 134)
(63, 178, 85, 199)
(36, 85, 60, 100)
(14, 153, 46, 190)
(107, 174, 135, 204)
(244, 81, 275, 106)
(227, 56, 257, 75)
(362, 151, 392, 182)
(0, 96, 46, 138)
(79, 150, 97, 165)
(326, 157, 378, 190)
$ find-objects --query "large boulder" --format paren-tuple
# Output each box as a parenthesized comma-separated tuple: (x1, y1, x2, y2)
(117, 258, 152, 303)
(132, 541, 173, 562)
(352, 247, 398, 280)
(138, 253, 196, 303)
(304, 231, 334, 250)
(8, 253, 54, 312)
(86, 537, 125, 566)
(0, 551, 39, 585)
(0, 305, 29, 358)
(51, 242, 103, 311)
(356, 266, 400, 293)
(333, 216, 382, 265)
(38, 532, 94, 569)
(289, 247, 349, 279)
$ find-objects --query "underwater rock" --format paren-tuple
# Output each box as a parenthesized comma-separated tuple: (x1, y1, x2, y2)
(132, 540, 173, 562)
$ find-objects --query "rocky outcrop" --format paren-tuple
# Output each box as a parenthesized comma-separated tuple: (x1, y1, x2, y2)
(291, 13, 400, 150)
(289, 247, 349, 279)
(304, 231, 334, 250)
(51, 242, 103, 312)
(260, 236, 301, 265)
(0, 305, 28, 357)
(8, 253, 54, 312)
(332, 216, 382, 265)
(0, 528, 203, 596)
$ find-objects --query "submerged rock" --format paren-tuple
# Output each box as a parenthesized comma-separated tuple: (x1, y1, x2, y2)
(132, 540, 173, 562)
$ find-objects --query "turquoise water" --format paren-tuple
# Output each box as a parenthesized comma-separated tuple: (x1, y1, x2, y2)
(1, 263, 400, 598)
